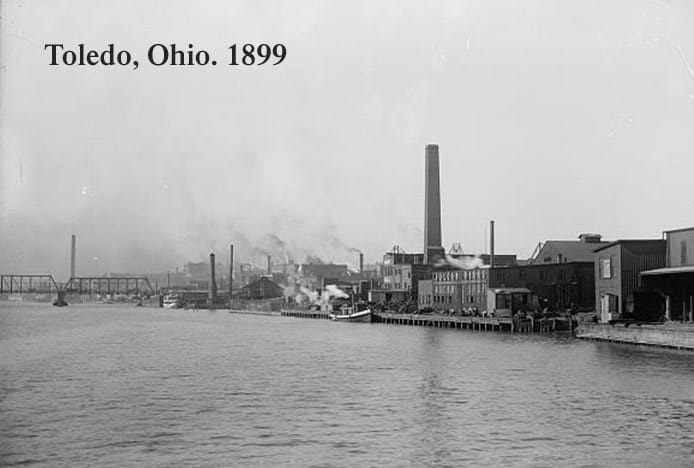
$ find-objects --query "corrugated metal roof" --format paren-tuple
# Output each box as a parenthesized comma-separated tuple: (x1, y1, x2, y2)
(640, 266, 694, 276)
(593, 239, 664, 253)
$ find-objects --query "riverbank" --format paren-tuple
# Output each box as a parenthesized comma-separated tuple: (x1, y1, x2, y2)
(576, 322, 694, 351)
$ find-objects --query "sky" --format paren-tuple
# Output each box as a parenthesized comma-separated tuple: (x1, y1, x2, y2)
(1, 0, 693, 278)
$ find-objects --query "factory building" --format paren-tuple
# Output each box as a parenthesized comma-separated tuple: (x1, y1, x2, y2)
(232, 276, 284, 300)
(383, 249, 425, 266)
(419, 266, 490, 314)
(594, 239, 666, 322)
(488, 262, 595, 311)
(370, 263, 432, 304)
(296, 263, 349, 292)
(641, 226, 694, 323)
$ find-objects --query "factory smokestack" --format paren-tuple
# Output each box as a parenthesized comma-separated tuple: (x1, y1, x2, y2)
(359, 252, 364, 273)
(229, 244, 234, 296)
(209, 253, 217, 300)
(266, 256, 272, 275)
(490, 220, 495, 268)
(424, 144, 445, 264)
(70, 234, 76, 278)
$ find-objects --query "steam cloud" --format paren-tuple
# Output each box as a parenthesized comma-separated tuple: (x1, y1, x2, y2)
(436, 254, 484, 270)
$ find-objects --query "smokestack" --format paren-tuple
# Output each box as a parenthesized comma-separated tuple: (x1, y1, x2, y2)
(70, 234, 76, 278)
(266, 255, 272, 275)
(359, 252, 364, 273)
(490, 220, 495, 268)
(209, 253, 217, 300)
(424, 144, 445, 264)
(229, 244, 234, 296)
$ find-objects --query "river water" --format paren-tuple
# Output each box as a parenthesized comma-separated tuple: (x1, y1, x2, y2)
(1, 303, 693, 467)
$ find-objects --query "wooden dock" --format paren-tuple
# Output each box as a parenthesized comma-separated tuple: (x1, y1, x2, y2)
(280, 309, 331, 320)
(373, 312, 571, 333)
(278, 308, 572, 333)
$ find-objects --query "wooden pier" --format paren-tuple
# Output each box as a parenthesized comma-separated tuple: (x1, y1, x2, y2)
(278, 308, 573, 333)
(280, 309, 331, 320)
(374, 312, 571, 334)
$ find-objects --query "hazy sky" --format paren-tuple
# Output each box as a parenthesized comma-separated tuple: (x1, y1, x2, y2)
(1, 0, 693, 278)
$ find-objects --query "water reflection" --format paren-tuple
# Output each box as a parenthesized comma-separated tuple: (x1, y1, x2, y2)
(1, 304, 693, 467)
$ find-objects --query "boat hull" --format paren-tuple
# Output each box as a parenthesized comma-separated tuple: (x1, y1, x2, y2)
(328, 309, 372, 323)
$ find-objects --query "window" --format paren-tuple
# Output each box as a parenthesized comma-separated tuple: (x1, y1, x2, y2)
(558, 270, 566, 281)
(682, 240, 688, 265)
(601, 258, 613, 279)
(519, 269, 526, 280)
(539, 269, 546, 281)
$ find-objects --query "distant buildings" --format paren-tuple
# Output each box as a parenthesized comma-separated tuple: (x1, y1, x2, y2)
(232, 276, 283, 300)
(296, 263, 349, 291)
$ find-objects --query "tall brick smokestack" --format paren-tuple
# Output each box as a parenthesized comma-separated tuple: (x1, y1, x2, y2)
(229, 244, 234, 296)
(490, 220, 495, 268)
(266, 256, 272, 275)
(209, 253, 217, 301)
(70, 234, 76, 278)
(359, 252, 364, 273)
(424, 144, 445, 264)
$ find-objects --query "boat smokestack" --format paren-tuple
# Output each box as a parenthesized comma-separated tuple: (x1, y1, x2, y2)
(490, 220, 495, 268)
(70, 234, 76, 278)
(229, 244, 234, 296)
(359, 252, 364, 273)
(209, 252, 217, 300)
(266, 255, 272, 275)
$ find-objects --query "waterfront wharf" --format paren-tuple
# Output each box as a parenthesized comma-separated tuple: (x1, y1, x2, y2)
(373, 312, 565, 333)
(576, 322, 694, 351)
(279, 308, 572, 333)
(281, 309, 331, 320)
(228, 309, 279, 316)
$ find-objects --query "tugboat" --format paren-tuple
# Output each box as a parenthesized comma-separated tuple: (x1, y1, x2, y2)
(163, 293, 182, 309)
(328, 300, 372, 323)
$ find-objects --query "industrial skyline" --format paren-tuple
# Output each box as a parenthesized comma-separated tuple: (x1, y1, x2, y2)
(2, 0, 693, 277)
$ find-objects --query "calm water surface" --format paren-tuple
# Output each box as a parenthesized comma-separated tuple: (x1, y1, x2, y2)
(1, 303, 693, 467)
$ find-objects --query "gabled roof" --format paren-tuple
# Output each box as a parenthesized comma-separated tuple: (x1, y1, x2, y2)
(664, 226, 694, 234)
(534, 240, 610, 263)
(593, 239, 664, 253)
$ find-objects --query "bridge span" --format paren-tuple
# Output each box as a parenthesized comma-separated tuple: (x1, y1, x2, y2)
(1, 274, 155, 302)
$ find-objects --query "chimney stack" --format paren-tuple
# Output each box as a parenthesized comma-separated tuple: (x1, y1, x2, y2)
(266, 255, 272, 275)
(209, 253, 217, 301)
(229, 244, 234, 296)
(490, 220, 495, 268)
(70, 234, 76, 278)
(359, 252, 364, 273)
(423, 144, 445, 264)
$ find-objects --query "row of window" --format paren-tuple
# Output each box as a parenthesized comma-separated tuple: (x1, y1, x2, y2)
(432, 295, 480, 304)
(421, 294, 484, 305)
(433, 269, 487, 282)
(433, 284, 484, 295)
(383, 267, 412, 278)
